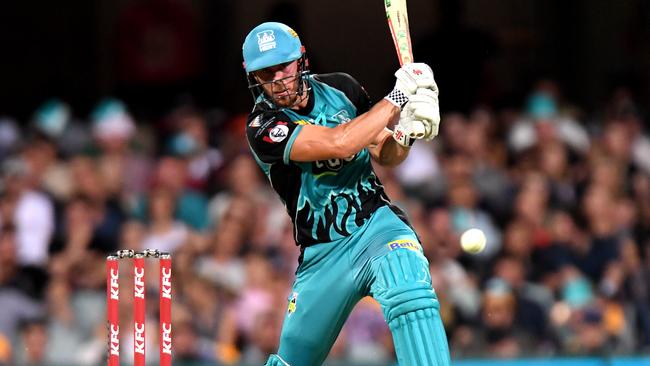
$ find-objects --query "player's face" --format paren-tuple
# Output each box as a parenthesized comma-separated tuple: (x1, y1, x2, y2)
(254, 60, 302, 107)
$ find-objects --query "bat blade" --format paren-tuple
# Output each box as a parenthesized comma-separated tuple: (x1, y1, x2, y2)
(384, 0, 413, 66)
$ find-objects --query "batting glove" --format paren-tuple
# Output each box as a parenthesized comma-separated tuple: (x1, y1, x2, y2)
(406, 88, 440, 140)
(393, 109, 426, 146)
(385, 63, 436, 109)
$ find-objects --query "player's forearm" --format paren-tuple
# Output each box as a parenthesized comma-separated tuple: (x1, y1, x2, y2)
(376, 134, 410, 166)
(335, 100, 400, 157)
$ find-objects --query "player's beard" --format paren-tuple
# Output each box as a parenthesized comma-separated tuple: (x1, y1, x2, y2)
(266, 76, 306, 108)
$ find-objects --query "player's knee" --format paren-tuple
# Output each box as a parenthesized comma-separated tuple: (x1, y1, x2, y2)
(278, 326, 321, 359)
(374, 247, 439, 324)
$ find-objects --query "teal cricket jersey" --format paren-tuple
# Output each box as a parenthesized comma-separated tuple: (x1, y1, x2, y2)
(246, 73, 410, 247)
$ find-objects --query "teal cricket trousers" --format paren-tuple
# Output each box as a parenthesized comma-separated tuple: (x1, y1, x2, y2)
(269, 206, 451, 366)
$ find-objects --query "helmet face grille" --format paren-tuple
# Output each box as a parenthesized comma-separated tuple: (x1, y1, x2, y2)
(246, 54, 311, 109)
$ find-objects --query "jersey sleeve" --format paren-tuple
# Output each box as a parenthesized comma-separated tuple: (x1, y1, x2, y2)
(246, 110, 304, 165)
(314, 73, 372, 114)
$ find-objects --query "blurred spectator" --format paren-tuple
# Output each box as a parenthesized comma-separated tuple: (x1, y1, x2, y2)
(509, 87, 590, 155)
(344, 297, 392, 364)
(0, 225, 45, 342)
(538, 141, 577, 209)
(30, 99, 92, 158)
(447, 178, 502, 260)
(14, 319, 49, 366)
(240, 309, 283, 364)
(0, 118, 20, 158)
(134, 156, 209, 230)
(141, 187, 190, 253)
(492, 256, 551, 339)
(453, 279, 535, 358)
(167, 107, 223, 192)
(0, 158, 54, 268)
(91, 98, 153, 203)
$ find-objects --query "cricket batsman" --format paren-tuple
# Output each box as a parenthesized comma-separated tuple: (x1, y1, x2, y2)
(242, 22, 450, 365)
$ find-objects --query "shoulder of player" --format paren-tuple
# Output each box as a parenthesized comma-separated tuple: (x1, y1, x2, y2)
(313, 72, 362, 92)
(312, 73, 370, 112)
(246, 110, 295, 139)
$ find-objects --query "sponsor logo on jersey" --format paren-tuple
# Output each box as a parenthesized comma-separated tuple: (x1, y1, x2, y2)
(254, 116, 277, 138)
(263, 122, 289, 143)
(387, 239, 421, 253)
(312, 153, 357, 176)
(249, 115, 261, 127)
(257, 30, 276, 52)
(287, 292, 298, 315)
(294, 119, 310, 125)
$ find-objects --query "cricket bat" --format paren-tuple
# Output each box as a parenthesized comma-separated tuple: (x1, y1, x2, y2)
(384, 0, 426, 138)
(384, 0, 414, 66)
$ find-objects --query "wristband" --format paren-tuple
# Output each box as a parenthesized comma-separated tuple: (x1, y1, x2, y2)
(384, 88, 409, 109)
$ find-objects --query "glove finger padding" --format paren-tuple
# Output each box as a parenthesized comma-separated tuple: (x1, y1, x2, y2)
(402, 110, 426, 139)
(407, 89, 440, 140)
(409, 103, 439, 125)
(424, 119, 439, 141)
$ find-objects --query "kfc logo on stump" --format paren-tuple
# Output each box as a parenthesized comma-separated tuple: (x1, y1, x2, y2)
(134, 322, 145, 355)
(109, 324, 119, 356)
(161, 267, 172, 299)
(161, 323, 172, 355)
(109, 268, 119, 300)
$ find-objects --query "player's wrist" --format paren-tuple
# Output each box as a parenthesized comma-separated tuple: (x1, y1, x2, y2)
(384, 88, 409, 109)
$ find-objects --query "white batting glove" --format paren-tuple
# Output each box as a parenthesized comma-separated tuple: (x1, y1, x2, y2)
(393, 109, 426, 147)
(407, 88, 440, 140)
(385, 63, 436, 109)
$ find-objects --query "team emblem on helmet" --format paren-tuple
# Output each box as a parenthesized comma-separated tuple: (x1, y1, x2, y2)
(257, 30, 276, 52)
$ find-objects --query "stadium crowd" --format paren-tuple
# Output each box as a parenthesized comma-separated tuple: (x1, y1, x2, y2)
(0, 80, 649, 365)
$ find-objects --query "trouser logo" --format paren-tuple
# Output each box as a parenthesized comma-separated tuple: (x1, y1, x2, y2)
(161, 268, 171, 299)
(110, 268, 119, 300)
(109, 324, 119, 355)
(387, 239, 420, 252)
(134, 267, 145, 299)
(287, 292, 298, 315)
(161, 323, 172, 355)
(134, 322, 145, 354)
